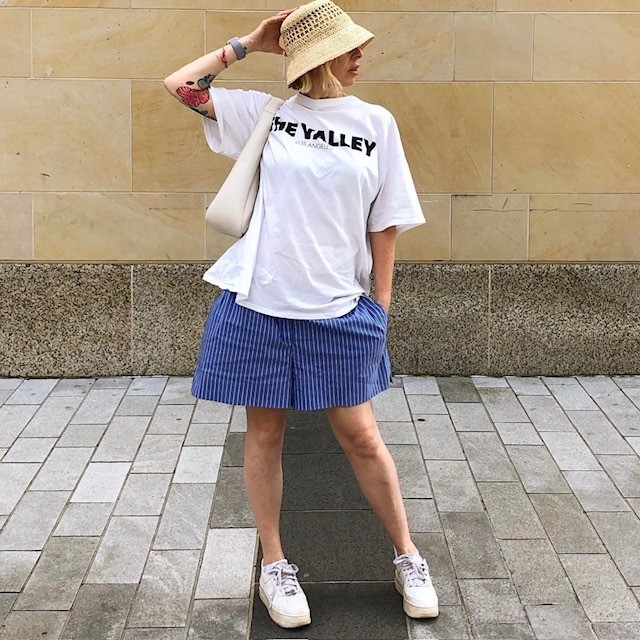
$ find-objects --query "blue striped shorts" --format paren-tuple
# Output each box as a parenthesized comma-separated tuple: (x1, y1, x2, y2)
(191, 289, 392, 411)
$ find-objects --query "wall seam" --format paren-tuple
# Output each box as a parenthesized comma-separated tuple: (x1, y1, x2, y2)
(527, 193, 531, 260)
(130, 264, 134, 375)
(30, 8, 33, 78)
(487, 265, 492, 375)
(31, 193, 35, 260)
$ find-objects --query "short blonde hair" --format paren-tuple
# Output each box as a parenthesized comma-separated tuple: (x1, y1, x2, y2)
(290, 59, 343, 95)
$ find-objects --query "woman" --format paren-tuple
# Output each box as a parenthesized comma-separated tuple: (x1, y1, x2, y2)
(164, 0, 438, 630)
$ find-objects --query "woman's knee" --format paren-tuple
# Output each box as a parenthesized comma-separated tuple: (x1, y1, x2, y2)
(245, 406, 287, 446)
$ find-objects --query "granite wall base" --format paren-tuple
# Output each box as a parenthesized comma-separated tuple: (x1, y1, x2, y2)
(1, 263, 639, 378)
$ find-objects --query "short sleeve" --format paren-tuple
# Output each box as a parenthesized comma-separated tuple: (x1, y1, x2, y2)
(202, 87, 273, 160)
(366, 117, 425, 235)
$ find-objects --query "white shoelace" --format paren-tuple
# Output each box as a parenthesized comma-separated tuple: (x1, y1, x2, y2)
(393, 553, 433, 588)
(265, 562, 301, 596)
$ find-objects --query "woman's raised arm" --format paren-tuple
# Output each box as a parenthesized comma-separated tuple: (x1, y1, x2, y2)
(163, 9, 295, 121)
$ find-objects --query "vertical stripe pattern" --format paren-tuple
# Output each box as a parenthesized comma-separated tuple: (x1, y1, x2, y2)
(191, 290, 391, 411)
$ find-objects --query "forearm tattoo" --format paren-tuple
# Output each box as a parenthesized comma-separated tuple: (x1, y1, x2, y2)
(176, 73, 216, 117)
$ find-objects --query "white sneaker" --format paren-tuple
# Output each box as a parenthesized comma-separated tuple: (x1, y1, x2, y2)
(258, 558, 311, 628)
(393, 548, 439, 618)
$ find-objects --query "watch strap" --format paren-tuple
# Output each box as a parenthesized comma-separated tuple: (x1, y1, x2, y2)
(227, 37, 247, 60)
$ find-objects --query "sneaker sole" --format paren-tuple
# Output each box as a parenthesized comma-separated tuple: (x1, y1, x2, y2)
(259, 582, 311, 628)
(395, 575, 439, 618)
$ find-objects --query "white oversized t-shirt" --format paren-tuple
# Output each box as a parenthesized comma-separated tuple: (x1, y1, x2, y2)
(201, 88, 425, 319)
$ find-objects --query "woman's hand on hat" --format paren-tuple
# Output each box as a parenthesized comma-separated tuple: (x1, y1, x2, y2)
(244, 8, 297, 55)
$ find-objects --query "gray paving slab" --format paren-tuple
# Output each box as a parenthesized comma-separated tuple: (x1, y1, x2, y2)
(127, 549, 200, 627)
(530, 493, 605, 554)
(412, 531, 460, 606)
(0, 491, 70, 551)
(494, 422, 542, 445)
(209, 466, 253, 528)
(0, 610, 67, 640)
(53, 503, 113, 537)
(577, 376, 620, 396)
(459, 579, 527, 624)
(597, 454, 640, 497)
(409, 605, 471, 639)
(0, 389, 12, 405)
(50, 378, 94, 397)
(507, 445, 572, 493)
(371, 387, 412, 421)
(192, 398, 233, 423)
(71, 388, 126, 424)
(121, 629, 185, 640)
(426, 460, 484, 512)
(566, 410, 635, 454)
(21, 396, 82, 437)
(4, 379, 57, 405)
(589, 512, 640, 586)
(131, 434, 184, 473)
(404, 498, 441, 533)
(92, 377, 133, 389)
(153, 483, 215, 550)
(229, 406, 247, 432)
(402, 375, 440, 395)
(387, 444, 432, 499)
(0, 593, 16, 622)
(582, 387, 640, 437)
(615, 376, 640, 389)
(60, 583, 137, 640)
(563, 469, 630, 512)
(115, 395, 159, 417)
(526, 603, 595, 640)
(159, 377, 196, 405)
(184, 422, 228, 446)
(472, 376, 509, 388)
(0, 404, 38, 447)
(500, 538, 577, 605)
(540, 431, 601, 471)
(471, 622, 536, 639)
(478, 388, 529, 423)
(548, 383, 599, 411)
(519, 395, 574, 432)
(459, 432, 519, 482)
(0, 378, 24, 390)
(173, 446, 222, 484)
(447, 402, 494, 432)
(0, 551, 41, 591)
(593, 622, 640, 639)
(113, 473, 172, 516)
(441, 512, 509, 579)
(71, 462, 130, 503)
(560, 554, 640, 622)
(148, 404, 194, 435)
(378, 421, 419, 445)
(93, 416, 149, 462)
(408, 394, 448, 415)
(194, 528, 257, 599)
(57, 423, 108, 448)
(628, 437, 640, 455)
(14, 536, 98, 611)
(436, 376, 481, 403)
(2, 437, 57, 463)
(30, 447, 93, 490)
(629, 499, 640, 518)
(85, 516, 158, 584)
(478, 482, 546, 540)
(624, 388, 640, 411)
(506, 376, 550, 396)
(188, 598, 249, 640)
(415, 415, 465, 460)
(126, 376, 168, 396)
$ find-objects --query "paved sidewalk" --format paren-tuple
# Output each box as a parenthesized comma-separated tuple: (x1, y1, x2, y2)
(1, 375, 640, 640)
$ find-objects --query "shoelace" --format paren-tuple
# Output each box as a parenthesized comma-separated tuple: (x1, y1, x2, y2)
(393, 553, 433, 588)
(266, 562, 301, 596)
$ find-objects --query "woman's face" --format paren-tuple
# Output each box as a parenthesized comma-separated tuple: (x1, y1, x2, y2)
(330, 46, 364, 87)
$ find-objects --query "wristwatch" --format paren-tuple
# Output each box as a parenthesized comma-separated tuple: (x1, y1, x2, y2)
(227, 37, 247, 60)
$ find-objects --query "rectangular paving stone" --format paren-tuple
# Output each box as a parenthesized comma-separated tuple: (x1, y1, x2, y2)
(0, 404, 38, 447)
(195, 528, 257, 599)
(174, 446, 222, 484)
(415, 415, 465, 460)
(405, 498, 441, 533)
(526, 604, 596, 640)
(158, 377, 196, 405)
(93, 416, 149, 462)
(530, 493, 604, 554)
(126, 376, 168, 396)
(4, 379, 57, 405)
(549, 383, 599, 411)
(71, 462, 130, 503)
(412, 532, 459, 606)
(507, 445, 571, 493)
(378, 421, 419, 445)
(371, 387, 412, 421)
(192, 398, 233, 423)
(148, 404, 194, 434)
(0, 389, 11, 404)
(564, 470, 630, 512)
(478, 388, 529, 423)
(614, 376, 640, 389)
(0, 463, 40, 515)
(210, 466, 254, 527)
(153, 483, 216, 550)
(127, 549, 200, 627)
(577, 376, 619, 396)
(478, 482, 546, 540)
(441, 512, 509, 579)
(0, 592, 15, 619)
(30, 447, 93, 490)
(447, 402, 494, 432)
(60, 583, 137, 640)
(459, 579, 527, 624)
(402, 375, 440, 395)
(409, 605, 471, 639)
(436, 376, 481, 403)
(519, 395, 574, 432)
(2, 437, 57, 463)
(593, 622, 640, 639)
(85, 515, 158, 584)
(540, 432, 601, 471)
(494, 422, 542, 445)
(229, 406, 247, 432)
(471, 623, 535, 639)
(590, 391, 640, 437)
(0, 610, 67, 640)
(426, 460, 483, 512)
(14, 536, 98, 610)
(184, 422, 228, 446)
(114, 395, 159, 417)
(624, 388, 640, 411)
(589, 512, 640, 586)
(188, 598, 249, 640)
(50, 378, 94, 397)
(21, 396, 82, 437)
(629, 499, 640, 518)
(560, 554, 640, 622)
(113, 473, 172, 516)
(221, 432, 244, 467)
(71, 388, 126, 424)
(131, 434, 184, 473)
(92, 377, 133, 389)
(408, 394, 448, 415)
(506, 376, 550, 396)
(0, 378, 24, 390)
(566, 410, 634, 454)
(472, 376, 510, 388)
(57, 423, 107, 448)
(500, 539, 576, 605)
(0, 551, 41, 591)
(459, 432, 519, 482)
(598, 454, 640, 497)
(0, 491, 69, 551)
(54, 503, 113, 537)
(542, 377, 579, 386)
(629, 437, 640, 456)
(388, 445, 432, 499)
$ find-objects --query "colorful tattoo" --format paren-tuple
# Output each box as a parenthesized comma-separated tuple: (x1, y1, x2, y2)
(189, 106, 209, 117)
(220, 46, 228, 68)
(176, 85, 210, 108)
(197, 74, 216, 89)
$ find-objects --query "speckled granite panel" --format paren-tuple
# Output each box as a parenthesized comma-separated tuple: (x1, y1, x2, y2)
(387, 263, 490, 375)
(0, 264, 130, 378)
(490, 264, 640, 376)
(132, 264, 217, 376)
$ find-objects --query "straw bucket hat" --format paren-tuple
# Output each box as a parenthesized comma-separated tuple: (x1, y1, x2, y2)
(279, 0, 375, 88)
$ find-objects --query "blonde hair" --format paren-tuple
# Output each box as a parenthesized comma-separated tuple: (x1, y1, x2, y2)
(290, 59, 343, 95)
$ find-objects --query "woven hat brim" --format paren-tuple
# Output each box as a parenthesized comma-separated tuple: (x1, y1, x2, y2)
(285, 23, 375, 87)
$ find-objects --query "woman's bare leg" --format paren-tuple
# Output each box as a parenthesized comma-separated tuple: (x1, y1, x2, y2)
(244, 405, 288, 565)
